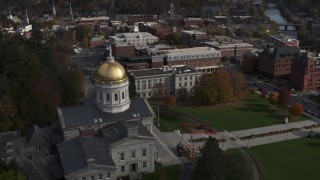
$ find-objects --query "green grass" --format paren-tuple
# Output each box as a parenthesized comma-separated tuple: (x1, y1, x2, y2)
(225, 149, 253, 180)
(142, 162, 183, 180)
(151, 105, 194, 132)
(247, 136, 320, 180)
(172, 94, 308, 131)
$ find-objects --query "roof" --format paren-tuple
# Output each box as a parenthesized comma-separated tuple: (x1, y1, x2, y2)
(57, 137, 115, 175)
(162, 47, 221, 58)
(22, 157, 50, 180)
(271, 46, 300, 58)
(101, 121, 153, 145)
(130, 66, 199, 78)
(59, 98, 154, 129)
(25, 124, 49, 148)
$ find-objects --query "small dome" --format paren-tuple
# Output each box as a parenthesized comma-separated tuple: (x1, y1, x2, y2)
(96, 61, 127, 82)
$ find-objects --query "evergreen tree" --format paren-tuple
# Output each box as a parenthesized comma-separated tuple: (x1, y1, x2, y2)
(192, 136, 225, 180)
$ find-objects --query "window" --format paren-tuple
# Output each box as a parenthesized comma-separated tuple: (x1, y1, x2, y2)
(131, 150, 136, 159)
(100, 93, 103, 101)
(190, 76, 192, 80)
(120, 152, 124, 161)
(184, 82, 187, 86)
(121, 166, 125, 172)
(185, 77, 187, 80)
(143, 162, 147, 168)
(91, 176, 95, 180)
(98, 174, 102, 180)
(106, 173, 111, 179)
(142, 149, 147, 157)
(115, 94, 118, 101)
(106, 94, 110, 101)
(179, 77, 181, 81)
(122, 92, 125, 99)
(82, 177, 86, 180)
(190, 82, 192, 86)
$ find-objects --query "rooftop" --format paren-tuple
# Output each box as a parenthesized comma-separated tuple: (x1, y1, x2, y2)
(57, 137, 115, 175)
(269, 34, 299, 42)
(59, 98, 154, 129)
(130, 65, 199, 77)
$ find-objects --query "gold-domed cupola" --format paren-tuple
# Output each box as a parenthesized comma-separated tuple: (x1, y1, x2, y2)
(95, 45, 131, 113)
(96, 46, 127, 83)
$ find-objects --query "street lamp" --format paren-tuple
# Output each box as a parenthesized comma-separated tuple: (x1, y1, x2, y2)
(157, 105, 160, 126)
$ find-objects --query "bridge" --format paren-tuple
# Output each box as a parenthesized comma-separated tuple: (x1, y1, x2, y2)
(278, 23, 302, 31)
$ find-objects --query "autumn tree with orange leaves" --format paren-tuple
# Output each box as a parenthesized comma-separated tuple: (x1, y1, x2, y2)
(289, 103, 304, 117)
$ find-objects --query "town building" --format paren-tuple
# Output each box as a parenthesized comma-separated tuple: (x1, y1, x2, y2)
(203, 38, 254, 58)
(182, 18, 205, 28)
(181, 30, 209, 47)
(267, 34, 300, 47)
(56, 47, 156, 179)
(151, 47, 223, 73)
(291, 53, 320, 91)
(129, 65, 201, 98)
(75, 16, 110, 26)
(109, 27, 159, 58)
(109, 29, 158, 46)
(90, 35, 105, 47)
(257, 46, 300, 80)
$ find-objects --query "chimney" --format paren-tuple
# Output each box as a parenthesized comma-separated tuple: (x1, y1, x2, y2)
(87, 158, 95, 166)
(127, 126, 138, 137)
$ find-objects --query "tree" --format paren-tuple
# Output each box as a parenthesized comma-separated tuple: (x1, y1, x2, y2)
(230, 72, 247, 101)
(166, 32, 181, 46)
(152, 82, 166, 99)
(241, 55, 258, 74)
(192, 136, 225, 180)
(250, 88, 257, 95)
(165, 95, 176, 105)
(268, 92, 279, 106)
(278, 88, 291, 108)
(0, 160, 25, 180)
(192, 72, 233, 105)
(82, 37, 89, 47)
(129, 75, 137, 98)
(75, 25, 92, 40)
(289, 103, 304, 117)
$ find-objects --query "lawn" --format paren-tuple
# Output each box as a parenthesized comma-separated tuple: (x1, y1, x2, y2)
(247, 136, 320, 180)
(172, 94, 308, 131)
(141, 162, 183, 180)
(151, 105, 194, 132)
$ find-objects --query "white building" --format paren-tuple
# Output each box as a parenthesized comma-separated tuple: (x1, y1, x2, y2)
(109, 32, 158, 46)
(130, 65, 201, 98)
(57, 47, 156, 180)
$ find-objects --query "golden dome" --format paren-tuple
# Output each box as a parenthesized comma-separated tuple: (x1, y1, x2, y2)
(96, 61, 127, 82)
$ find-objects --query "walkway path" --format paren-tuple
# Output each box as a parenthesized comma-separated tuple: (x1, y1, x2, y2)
(151, 125, 182, 166)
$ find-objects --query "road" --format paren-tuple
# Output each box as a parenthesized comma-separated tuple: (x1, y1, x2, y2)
(246, 76, 320, 119)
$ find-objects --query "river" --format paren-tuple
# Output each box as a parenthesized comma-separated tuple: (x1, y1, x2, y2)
(264, 2, 298, 38)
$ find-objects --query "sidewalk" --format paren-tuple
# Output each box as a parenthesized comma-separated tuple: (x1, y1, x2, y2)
(180, 120, 320, 149)
(151, 125, 182, 166)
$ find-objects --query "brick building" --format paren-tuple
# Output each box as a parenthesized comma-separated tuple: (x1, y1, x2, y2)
(182, 18, 205, 27)
(127, 15, 155, 25)
(257, 46, 300, 80)
(111, 44, 135, 59)
(291, 53, 320, 91)
(204, 41, 254, 58)
(181, 30, 208, 47)
(267, 34, 300, 47)
(151, 47, 223, 73)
